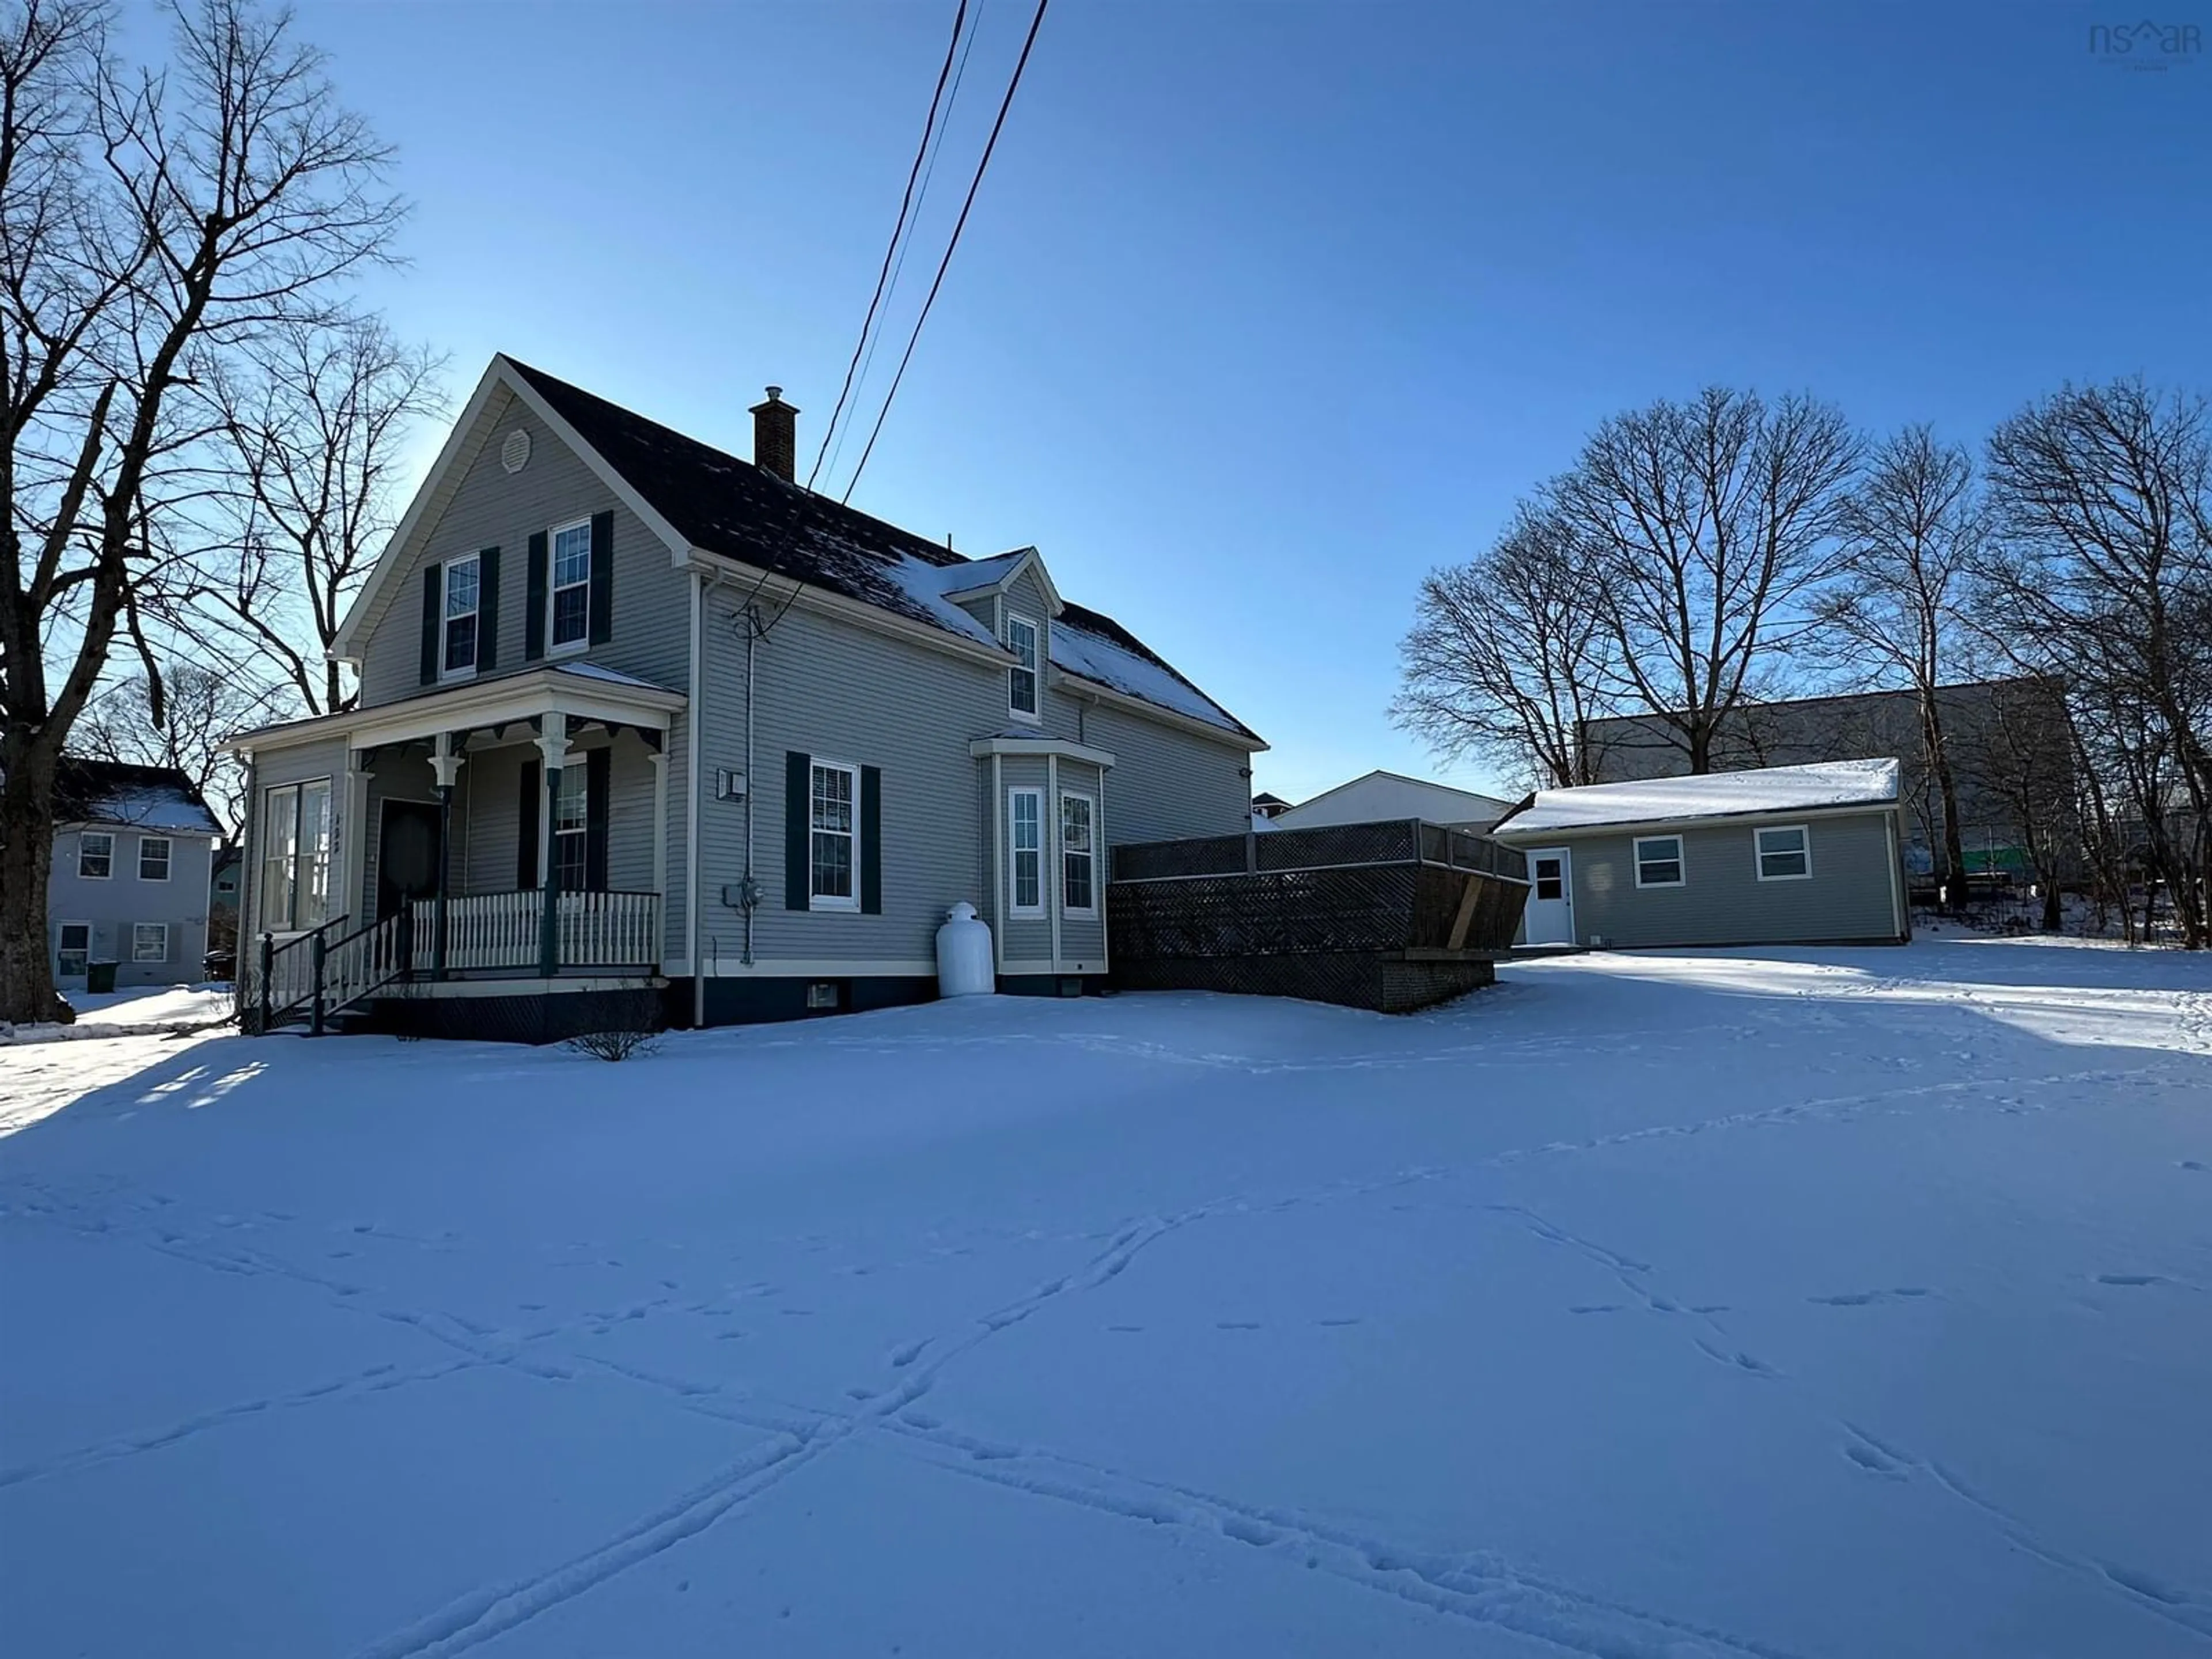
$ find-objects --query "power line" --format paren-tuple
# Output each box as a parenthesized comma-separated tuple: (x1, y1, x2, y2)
(840, 0, 1051, 503)
(825, 0, 989, 489)
(804, 0, 973, 492)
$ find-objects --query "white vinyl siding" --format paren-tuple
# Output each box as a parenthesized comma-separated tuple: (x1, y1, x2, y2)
(550, 517, 592, 651)
(809, 759, 859, 912)
(1009, 788, 1043, 916)
(78, 831, 113, 880)
(138, 836, 171, 881)
(1756, 824, 1812, 881)
(1634, 835, 1684, 889)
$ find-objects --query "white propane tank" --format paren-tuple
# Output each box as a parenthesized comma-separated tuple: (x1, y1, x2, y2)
(935, 902, 995, 998)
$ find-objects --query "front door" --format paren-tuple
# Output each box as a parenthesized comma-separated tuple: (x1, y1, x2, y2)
(1523, 847, 1574, 946)
(377, 800, 444, 922)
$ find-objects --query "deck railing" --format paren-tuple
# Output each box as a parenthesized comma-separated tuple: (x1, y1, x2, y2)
(410, 889, 661, 974)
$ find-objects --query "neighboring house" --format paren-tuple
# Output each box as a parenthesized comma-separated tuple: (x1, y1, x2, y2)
(207, 843, 244, 959)
(1578, 679, 2074, 885)
(1250, 792, 1293, 821)
(45, 759, 225, 990)
(1271, 771, 1512, 834)
(224, 357, 1264, 1035)
(1491, 759, 1909, 950)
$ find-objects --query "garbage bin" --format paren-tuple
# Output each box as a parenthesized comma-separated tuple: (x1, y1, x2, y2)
(86, 959, 118, 994)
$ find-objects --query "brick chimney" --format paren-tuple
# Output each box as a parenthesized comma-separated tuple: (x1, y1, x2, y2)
(749, 385, 798, 482)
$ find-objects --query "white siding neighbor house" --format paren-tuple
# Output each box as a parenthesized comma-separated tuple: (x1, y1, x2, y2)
(1491, 759, 1910, 950)
(45, 760, 226, 990)
(1271, 771, 1511, 834)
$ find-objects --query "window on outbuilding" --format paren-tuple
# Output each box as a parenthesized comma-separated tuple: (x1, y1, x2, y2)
(1634, 835, 1684, 889)
(1756, 824, 1812, 881)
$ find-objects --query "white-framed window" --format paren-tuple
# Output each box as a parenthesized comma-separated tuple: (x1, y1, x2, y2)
(78, 831, 113, 880)
(56, 922, 91, 979)
(131, 922, 168, 963)
(1634, 834, 1684, 889)
(138, 835, 172, 881)
(1756, 823, 1812, 881)
(1005, 613, 1040, 720)
(1008, 788, 1043, 916)
(442, 551, 481, 677)
(808, 759, 859, 911)
(1060, 790, 1096, 915)
(549, 518, 592, 650)
(259, 778, 333, 931)
(552, 763, 589, 891)
(1532, 854, 1565, 903)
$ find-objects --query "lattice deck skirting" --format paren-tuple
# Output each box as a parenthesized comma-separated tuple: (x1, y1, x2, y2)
(1107, 820, 1529, 1014)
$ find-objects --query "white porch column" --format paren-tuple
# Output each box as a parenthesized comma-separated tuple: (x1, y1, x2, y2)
(650, 748, 669, 967)
(534, 713, 570, 885)
(342, 752, 370, 924)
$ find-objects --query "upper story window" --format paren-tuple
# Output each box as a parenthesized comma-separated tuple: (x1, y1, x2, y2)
(1634, 835, 1684, 889)
(259, 779, 332, 932)
(139, 836, 171, 881)
(809, 760, 859, 911)
(442, 552, 480, 676)
(1755, 824, 1812, 881)
(1006, 613, 1040, 720)
(550, 519, 592, 651)
(1060, 791, 1096, 915)
(78, 831, 113, 880)
(1009, 789, 1043, 916)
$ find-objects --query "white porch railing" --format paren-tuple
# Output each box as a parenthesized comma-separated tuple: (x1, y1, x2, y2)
(408, 891, 660, 973)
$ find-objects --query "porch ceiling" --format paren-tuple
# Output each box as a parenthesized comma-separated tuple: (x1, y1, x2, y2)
(228, 664, 685, 758)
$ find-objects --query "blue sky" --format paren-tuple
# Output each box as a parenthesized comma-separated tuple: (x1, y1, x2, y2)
(283, 0, 2210, 802)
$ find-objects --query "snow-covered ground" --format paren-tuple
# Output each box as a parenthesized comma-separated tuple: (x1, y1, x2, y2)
(2, 940, 2207, 1658)
(0, 983, 235, 1050)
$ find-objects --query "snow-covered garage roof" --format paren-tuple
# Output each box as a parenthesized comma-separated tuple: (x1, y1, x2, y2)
(1495, 757, 1900, 836)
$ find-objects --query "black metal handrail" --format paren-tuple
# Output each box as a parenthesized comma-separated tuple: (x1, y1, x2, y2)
(255, 914, 349, 1033)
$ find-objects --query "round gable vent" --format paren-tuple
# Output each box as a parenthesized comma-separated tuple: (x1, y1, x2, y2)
(500, 428, 532, 474)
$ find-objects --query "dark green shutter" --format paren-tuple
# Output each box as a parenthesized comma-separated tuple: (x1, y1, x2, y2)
(860, 766, 881, 915)
(476, 547, 501, 671)
(785, 751, 811, 910)
(585, 748, 611, 891)
(525, 533, 548, 661)
(588, 510, 614, 645)
(419, 566, 442, 684)
(517, 759, 541, 889)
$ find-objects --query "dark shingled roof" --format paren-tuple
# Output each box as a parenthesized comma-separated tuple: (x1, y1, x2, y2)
(506, 358, 1257, 742)
(50, 757, 222, 834)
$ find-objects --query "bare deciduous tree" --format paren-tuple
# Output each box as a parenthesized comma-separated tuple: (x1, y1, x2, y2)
(1816, 425, 1983, 906)
(1, 0, 404, 1021)
(1393, 502, 1618, 789)
(75, 664, 281, 831)
(193, 316, 444, 714)
(1554, 387, 1861, 771)
(1982, 379, 2212, 945)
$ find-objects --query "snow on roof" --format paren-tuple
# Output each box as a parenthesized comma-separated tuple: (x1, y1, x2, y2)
(1049, 618, 1253, 740)
(48, 760, 223, 836)
(1498, 758, 1901, 835)
(1274, 771, 1512, 831)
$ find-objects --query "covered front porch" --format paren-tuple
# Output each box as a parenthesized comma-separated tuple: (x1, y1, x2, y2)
(251, 665, 684, 1031)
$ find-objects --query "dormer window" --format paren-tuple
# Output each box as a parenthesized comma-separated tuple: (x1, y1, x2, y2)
(1006, 613, 1040, 720)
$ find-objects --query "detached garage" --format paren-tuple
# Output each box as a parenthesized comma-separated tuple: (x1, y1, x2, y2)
(1491, 759, 1910, 950)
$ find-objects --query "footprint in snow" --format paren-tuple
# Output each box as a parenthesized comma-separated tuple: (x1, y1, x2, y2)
(2096, 1273, 2165, 1287)
(1215, 1320, 1262, 1331)
(1316, 1317, 1362, 1327)
(1105, 1324, 1145, 1334)
(2180, 1160, 2206, 1172)
(1842, 1441, 1906, 1479)
(1567, 1304, 1622, 1315)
